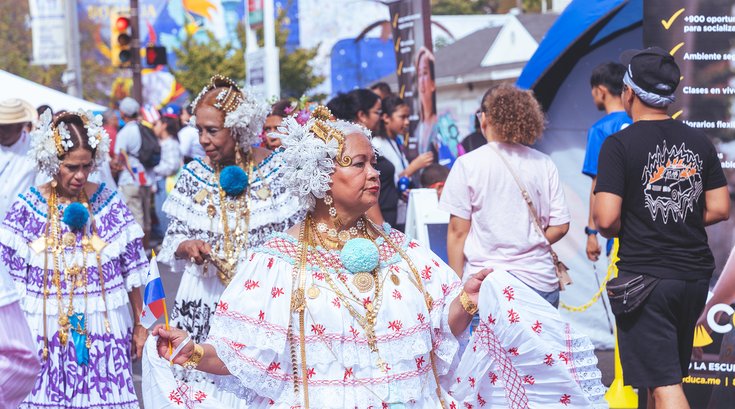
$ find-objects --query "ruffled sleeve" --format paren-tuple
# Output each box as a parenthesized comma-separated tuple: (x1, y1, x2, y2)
(402, 237, 465, 385)
(450, 270, 607, 408)
(0, 199, 36, 305)
(205, 249, 296, 403)
(158, 161, 201, 273)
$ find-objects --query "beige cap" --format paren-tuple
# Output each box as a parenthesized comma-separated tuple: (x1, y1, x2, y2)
(0, 98, 37, 125)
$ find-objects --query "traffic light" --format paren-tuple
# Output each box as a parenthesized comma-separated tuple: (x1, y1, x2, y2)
(145, 46, 168, 66)
(111, 12, 132, 68)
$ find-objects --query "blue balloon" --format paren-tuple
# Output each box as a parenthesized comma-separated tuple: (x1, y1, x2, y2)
(62, 202, 89, 230)
(220, 165, 249, 196)
(340, 238, 380, 274)
(397, 176, 410, 193)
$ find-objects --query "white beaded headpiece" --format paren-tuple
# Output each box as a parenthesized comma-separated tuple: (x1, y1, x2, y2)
(29, 109, 111, 176)
(277, 106, 372, 209)
(189, 75, 268, 147)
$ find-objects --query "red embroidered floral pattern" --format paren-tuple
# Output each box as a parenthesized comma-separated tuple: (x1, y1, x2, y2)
(415, 356, 425, 369)
(503, 286, 515, 301)
(388, 320, 403, 331)
(271, 287, 284, 298)
(244, 279, 260, 290)
(421, 266, 432, 280)
(507, 309, 520, 324)
(531, 320, 542, 334)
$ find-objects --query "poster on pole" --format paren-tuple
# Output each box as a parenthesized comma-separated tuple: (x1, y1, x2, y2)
(644, 1, 735, 407)
(29, 0, 67, 65)
(386, 0, 435, 161)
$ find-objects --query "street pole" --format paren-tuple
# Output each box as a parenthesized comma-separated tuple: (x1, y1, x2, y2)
(64, 0, 83, 97)
(262, 0, 280, 99)
(130, 0, 143, 103)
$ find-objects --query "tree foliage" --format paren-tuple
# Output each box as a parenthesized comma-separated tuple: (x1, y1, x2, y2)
(0, 2, 65, 97)
(171, 24, 248, 97)
(172, 9, 324, 100)
(0, 2, 120, 106)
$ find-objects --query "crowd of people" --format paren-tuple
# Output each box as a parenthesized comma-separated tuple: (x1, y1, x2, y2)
(0, 46, 726, 409)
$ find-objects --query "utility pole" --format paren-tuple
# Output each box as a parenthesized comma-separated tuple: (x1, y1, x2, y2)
(262, 0, 280, 99)
(64, 0, 83, 97)
(130, 0, 143, 103)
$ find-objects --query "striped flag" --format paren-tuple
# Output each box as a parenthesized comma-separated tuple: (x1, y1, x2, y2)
(140, 251, 167, 329)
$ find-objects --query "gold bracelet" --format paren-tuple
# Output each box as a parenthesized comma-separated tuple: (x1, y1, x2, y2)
(182, 343, 205, 370)
(459, 290, 478, 315)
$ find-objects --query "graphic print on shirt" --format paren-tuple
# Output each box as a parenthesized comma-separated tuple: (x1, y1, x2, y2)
(641, 141, 703, 223)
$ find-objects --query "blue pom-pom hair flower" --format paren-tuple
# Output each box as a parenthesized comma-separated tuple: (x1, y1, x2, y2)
(62, 202, 90, 230)
(219, 165, 249, 196)
(340, 238, 380, 274)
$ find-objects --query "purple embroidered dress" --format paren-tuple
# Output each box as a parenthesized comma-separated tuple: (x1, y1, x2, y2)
(0, 184, 146, 409)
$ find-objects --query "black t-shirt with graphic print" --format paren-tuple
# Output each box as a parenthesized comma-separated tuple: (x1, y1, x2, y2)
(595, 119, 727, 280)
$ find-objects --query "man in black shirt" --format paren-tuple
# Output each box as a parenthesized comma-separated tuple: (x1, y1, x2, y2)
(594, 47, 730, 408)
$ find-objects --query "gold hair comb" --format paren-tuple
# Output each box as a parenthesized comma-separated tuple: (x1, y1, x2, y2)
(211, 75, 243, 113)
(310, 106, 351, 167)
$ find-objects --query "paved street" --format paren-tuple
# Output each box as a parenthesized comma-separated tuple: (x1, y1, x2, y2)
(132, 263, 616, 408)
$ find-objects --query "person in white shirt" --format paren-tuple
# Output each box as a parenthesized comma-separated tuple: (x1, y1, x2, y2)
(178, 105, 205, 162)
(0, 99, 39, 219)
(151, 113, 183, 242)
(111, 97, 154, 247)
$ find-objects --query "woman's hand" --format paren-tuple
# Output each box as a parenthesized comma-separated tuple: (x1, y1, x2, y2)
(175, 240, 211, 265)
(130, 324, 148, 361)
(462, 268, 493, 306)
(152, 325, 193, 365)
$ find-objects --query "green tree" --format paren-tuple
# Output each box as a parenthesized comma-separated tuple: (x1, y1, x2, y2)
(173, 8, 324, 100)
(171, 24, 247, 96)
(0, 2, 120, 106)
(0, 2, 65, 96)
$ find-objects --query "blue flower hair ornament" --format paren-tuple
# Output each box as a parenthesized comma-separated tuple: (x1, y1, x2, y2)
(340, 238, 380, 274)
(220, 165, 249, 196)
(62, 202, 89, 230)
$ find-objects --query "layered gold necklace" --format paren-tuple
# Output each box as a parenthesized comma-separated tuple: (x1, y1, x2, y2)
(288, 214, 449, 409)
(33, 185, 111, 361)
(197, 149, 256, 285)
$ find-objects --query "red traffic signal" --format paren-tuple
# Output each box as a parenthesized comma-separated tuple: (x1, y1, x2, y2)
(145, 46, 168, 66)
(115, 16, 130, 31)
(111, 12, 133, 68)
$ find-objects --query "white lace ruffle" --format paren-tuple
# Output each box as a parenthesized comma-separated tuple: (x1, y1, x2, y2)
(451, 270, 609, 409)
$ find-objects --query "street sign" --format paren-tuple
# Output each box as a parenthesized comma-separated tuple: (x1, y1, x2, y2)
(29, 0, 67, 65)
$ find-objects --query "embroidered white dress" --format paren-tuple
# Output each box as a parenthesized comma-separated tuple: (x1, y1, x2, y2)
(157, 153, 304, 405)
(450, 270, 608, 408)
(143, 231, 606, 408)
(0, 184, 147, 409)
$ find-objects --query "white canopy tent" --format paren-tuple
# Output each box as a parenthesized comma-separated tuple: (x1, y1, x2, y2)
(1, 70, 106, 112)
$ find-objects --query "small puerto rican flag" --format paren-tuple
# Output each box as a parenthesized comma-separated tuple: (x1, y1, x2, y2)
(140, 251, 167, 329)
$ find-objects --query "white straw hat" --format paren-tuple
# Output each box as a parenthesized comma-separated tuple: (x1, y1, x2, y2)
(0, 99, 37, 125)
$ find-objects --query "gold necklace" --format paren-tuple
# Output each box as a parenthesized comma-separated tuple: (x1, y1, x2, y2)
(307, 215, 384, 353)
(309, 216, 376, 292)
(369, 223, 448, 409)
(41, 187, 111, 359)
(206, 151, 253, 285)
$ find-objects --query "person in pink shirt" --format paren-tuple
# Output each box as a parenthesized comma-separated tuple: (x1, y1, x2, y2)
(440, 84, 570, 307)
